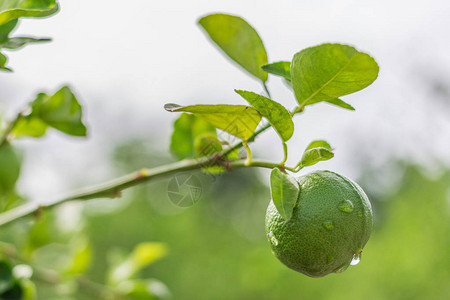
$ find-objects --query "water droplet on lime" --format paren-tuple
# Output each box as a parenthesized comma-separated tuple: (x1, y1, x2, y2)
(338, 199, 354, 213)
(322, 221, 334, 231)
(350, 252, 361, 265)
(268, 231, 279, 246)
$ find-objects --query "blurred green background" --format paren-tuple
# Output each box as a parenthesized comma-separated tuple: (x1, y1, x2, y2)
(1, 1, 449, 299)
(2, 139, 448, 299)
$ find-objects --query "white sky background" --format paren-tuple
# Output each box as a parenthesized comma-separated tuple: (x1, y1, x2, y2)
(0, 0, 449, 201)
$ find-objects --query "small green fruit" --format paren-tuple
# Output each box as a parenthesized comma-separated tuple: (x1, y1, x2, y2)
(265, 170, 373, 277)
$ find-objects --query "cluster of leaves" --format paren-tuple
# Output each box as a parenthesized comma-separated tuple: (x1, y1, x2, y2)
(0, 86, 87, 211)
(9, 86, 87, 138)
(0, 0, 59, 71)
(0, 0, 85, 209)
(166, 13, 379, 219)
(0, 1, 173, 298)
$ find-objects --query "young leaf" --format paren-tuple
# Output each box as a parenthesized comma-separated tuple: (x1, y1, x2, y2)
(31, 86, 87, 137)
(65, 238, 92, 275)
(261, 61, 291, 81)
(305, 140, 332, 151)
(11, 116, 48, 138)
(235, 90, 294, 141)
(199, 13, 268, 82)
(300, 141, 334, 167)
(0, 37, 51, 50)
(325, 98, 355, 111)
(165, 104, 261, 140)
(170, 113, 216, 160)
(291, 43, 379, 107)
(270, 168, 300, 220)
(108, 242, 168, 285)
(0, 0, 59, 26)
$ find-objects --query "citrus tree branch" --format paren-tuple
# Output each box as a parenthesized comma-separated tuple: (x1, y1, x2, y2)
(0, 156, 293, 227)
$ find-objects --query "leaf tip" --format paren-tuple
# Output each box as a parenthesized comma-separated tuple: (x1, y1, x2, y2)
(164, 103, 182, 112)
(234, 89, 245, 96)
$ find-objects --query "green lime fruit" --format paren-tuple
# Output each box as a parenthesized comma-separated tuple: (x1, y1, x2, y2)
(0, 143, 21, 193)
(265, 170, 373, 277)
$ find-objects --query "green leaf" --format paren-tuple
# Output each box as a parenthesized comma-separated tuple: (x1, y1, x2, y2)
(291, 43, 379, 107)
(165, 104, 261, 140)
(0, 0, 59, 26)
(170, 113, 216, 160)
(108, 242, 168, 285)
(305, 140, 332, 151)
(11, 116, 48, 138)
(325, 98, 355, 110)
(263, 61, 357, 112)
(199, 13, 268, 82)
(0, 143, 21, 194)
(0, 51, 10, 70)
(24, 212, 52, 255)
(31, 86, 87, 137)
(0, 190, 21, 212)
(0, 18, 49, 50)
(235, 90, 294, 141)
(270, 168, 300, 220)
(65, 238, 92, 275)
(0, 261, 13, 294)
(0, 37, 51, 50)
(300, 140, 334, 167)
(11, 86, 87, 138)
(261, 61, 291, 81)
(0, 19, 17, 42)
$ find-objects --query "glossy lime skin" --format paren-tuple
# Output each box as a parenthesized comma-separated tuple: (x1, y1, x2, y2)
(265, 170, 373, 277)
